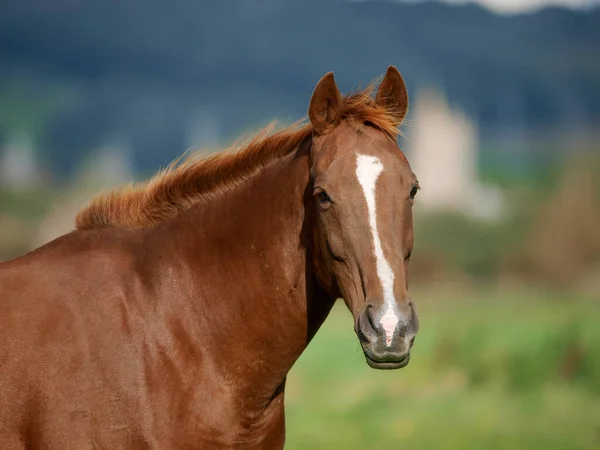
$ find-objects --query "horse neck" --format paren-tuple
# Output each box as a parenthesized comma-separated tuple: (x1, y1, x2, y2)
(157, 142, 336, 402)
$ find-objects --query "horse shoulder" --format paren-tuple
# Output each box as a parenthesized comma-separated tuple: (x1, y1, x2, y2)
(0, 230, 157, 445)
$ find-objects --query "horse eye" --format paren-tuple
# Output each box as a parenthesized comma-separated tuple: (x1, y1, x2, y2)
(410, 185, 419, 199)
(315, 189, 332, 207)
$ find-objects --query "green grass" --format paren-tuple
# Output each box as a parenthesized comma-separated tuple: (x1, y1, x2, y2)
(285, 286, 600, 449)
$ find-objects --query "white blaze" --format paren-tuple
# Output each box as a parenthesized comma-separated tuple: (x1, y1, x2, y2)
(356, 154, 398, 346)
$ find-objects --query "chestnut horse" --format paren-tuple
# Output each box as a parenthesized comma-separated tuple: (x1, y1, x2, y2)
(0, 66, 419, 449)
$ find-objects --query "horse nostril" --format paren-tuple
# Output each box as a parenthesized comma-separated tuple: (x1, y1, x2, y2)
(356, 326, 369, 344)
(366, 305, 377, 331)
(357, 304, 378, 343)
(409, 336, 416, 347)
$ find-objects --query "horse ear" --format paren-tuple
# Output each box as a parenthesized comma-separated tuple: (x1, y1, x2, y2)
(376, 66, 409, 125)
(309, 72, 342, 134)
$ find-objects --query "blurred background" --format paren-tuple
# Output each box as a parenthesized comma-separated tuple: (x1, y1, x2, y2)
(1, 0, 599, 448)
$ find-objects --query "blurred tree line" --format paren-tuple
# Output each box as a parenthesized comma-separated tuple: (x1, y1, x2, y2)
(1, 0, 599, 176)
(412, 152, 600, 293)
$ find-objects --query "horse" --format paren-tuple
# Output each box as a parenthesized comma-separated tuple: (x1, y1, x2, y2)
(0, 66, 419, 449)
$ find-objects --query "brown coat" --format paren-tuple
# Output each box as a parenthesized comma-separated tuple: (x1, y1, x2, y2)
(0, 67, 418, 449)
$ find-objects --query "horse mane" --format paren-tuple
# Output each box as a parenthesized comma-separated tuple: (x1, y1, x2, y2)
(75, 83, 401, 230)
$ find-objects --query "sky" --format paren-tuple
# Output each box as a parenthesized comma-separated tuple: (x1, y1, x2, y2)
(399, 0, 600, 14)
